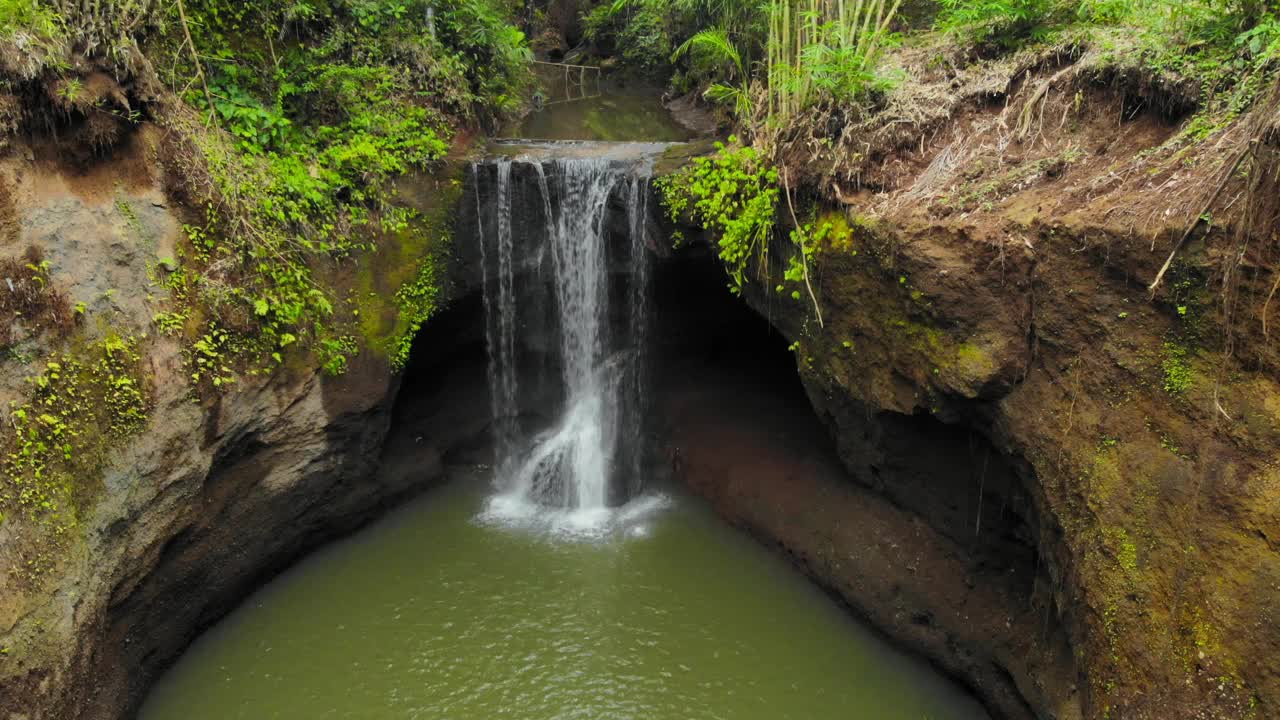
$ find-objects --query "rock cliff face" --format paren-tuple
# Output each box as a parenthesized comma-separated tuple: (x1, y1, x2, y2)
(0, 127, 468, 720)
(0, 139, 675, 720)
(658, 60, 1280, 720)
(647, 252, 1067, 720)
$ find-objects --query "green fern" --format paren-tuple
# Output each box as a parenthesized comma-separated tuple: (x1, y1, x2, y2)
(674, 27, 745, 78)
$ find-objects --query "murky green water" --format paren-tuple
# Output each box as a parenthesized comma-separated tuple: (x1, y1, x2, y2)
(140, 478, 989, 720)
(502, 88, 693, 142)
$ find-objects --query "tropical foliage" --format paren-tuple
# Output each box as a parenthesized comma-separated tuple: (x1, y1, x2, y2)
(578, 0, 1280, 137)
(658, 138, 780, 290)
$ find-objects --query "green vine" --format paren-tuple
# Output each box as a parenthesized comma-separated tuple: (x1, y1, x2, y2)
(389, 261, 441, 370)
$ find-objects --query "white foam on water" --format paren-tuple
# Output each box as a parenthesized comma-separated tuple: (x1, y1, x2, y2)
(478, 491, 672, 541)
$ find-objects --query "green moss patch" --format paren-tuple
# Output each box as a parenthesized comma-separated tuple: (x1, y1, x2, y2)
(1161, 341, 1195, 394)
(0, 333, 150, 575)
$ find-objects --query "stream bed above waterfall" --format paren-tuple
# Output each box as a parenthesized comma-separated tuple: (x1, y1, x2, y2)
(500, 83, 694, 142)
(139, 474, 991, 720)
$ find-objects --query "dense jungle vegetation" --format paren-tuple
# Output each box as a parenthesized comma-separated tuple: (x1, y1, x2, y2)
(0, 0, 1276, 377)
(604, 0, 1280, 298)
(0, 0, 535, 387)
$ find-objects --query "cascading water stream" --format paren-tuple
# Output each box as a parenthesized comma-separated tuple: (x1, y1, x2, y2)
(476, 149, 661, 533)
(477, 160, 519, 479)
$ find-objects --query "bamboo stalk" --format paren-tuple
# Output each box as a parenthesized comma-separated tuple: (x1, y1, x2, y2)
(858, 0, 876, 63)
(865, 0, 903, 64)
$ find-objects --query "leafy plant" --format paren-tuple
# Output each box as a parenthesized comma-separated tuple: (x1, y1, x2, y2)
(0, 0, 63, 39)
(673, 27, 753, 116)
(1236, 11, 1280, 60)
(318, 335, 359, 376)
(0, 335, 149, 540)
(389, 260, 440, 369)
(659, 138, 780, 290)
(1161, 341, 1194, 394)
(0, 247, 74, 348)
(935, 0, 1059, 49)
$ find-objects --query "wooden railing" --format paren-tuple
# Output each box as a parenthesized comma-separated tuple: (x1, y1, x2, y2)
(532, 60, 603, 105)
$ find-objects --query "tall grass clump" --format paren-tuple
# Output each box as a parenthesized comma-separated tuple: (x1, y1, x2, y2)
(0, 0, 67, 78)
(764, 0, 903, 126)
(0, 0, 163, 78)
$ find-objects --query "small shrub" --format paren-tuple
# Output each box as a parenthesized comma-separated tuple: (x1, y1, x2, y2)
(0, 247, 74, 348)
(318, 335, 359, 376)
(658, 138, 779, 291)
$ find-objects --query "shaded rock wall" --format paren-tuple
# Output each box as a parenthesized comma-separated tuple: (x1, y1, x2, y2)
(0, 128, 472, 720)
(650, 250, 1077, 720)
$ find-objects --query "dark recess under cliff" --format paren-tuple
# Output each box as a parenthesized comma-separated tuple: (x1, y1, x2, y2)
(646, 247, 1056, 719)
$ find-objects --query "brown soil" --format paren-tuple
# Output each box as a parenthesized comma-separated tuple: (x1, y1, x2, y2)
(0, 173, 15, 245)
(0, 246, 74, 348)
(26, 123, 160, 204)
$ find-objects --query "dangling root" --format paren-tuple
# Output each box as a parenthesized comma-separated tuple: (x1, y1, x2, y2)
(1015, 65, 1077, 142)
(1148, 141, 1255, 296)
(782, 168, 824, 329)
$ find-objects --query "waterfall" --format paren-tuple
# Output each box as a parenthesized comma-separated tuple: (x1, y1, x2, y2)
(476, 160, 519, 479)
(622, 175, 651, 502)
(476, 151, 659, 533)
